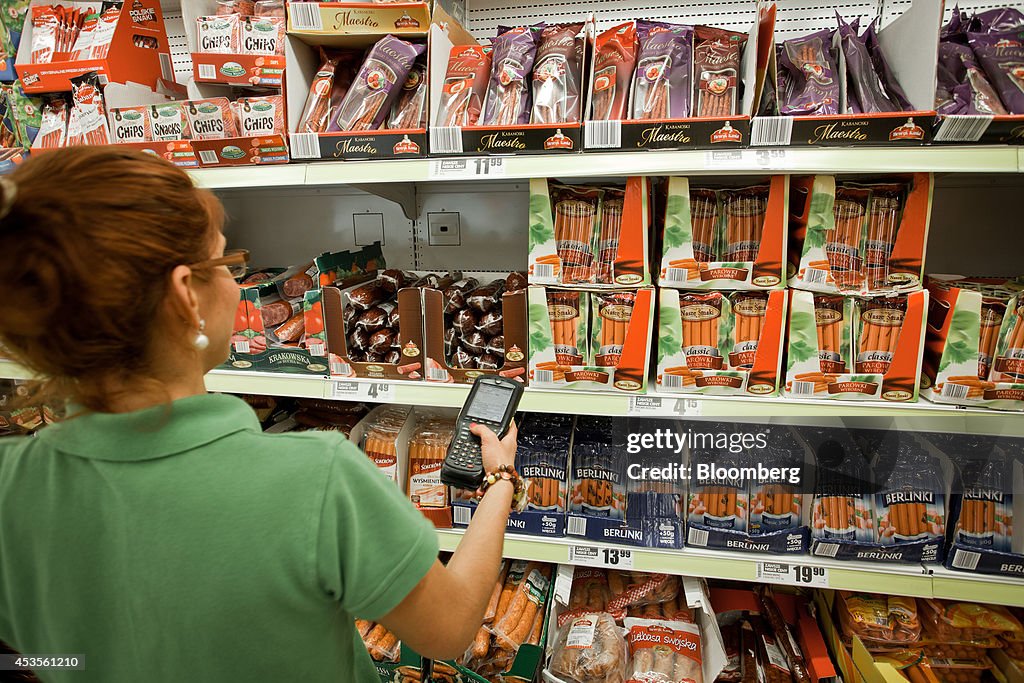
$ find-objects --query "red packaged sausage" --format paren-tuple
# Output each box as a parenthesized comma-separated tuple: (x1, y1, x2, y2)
(435, 45, 492, 127)
(591, 22, 638, 121)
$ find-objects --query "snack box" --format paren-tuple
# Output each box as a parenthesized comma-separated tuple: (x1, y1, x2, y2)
(182, 0, 286, 87)
(528, 285, 654, 394)
(186, 81, 288, 167)
(750, 0, 939, 148)
(104, 82, 199, 168)
(529, 176, 650, 289)
(656, 289, 787, 397)
(788, 174, 932, 297)
(922, 275, 1024, 411)
(15, 0, 172, 93)
(658, 176, 788, 291)
(784, 289, 927, 402)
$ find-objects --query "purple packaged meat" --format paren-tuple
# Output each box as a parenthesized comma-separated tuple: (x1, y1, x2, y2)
(630, 20, 693, 120)
(776, 29, 839, 116)
(531, 22, 584, 124)
(864, 20, 913, 111)
(939, 41, 1007, 115)
(968, 31, 1024, 114)
(482, 24, 543, 126)
(838, 15, 899, 114)
(331, 35, 425, 132)
(971, 8, 1024, 35)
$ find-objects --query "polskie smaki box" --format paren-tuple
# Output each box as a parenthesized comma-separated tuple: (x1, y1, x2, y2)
(223, 243, 382, 375)
(581, 13, 768, 152)
(528, 176, 651, 289)
(656, 289, 787, 397)
(930, 432, 1024, 578)
(784, 289, 927, 402)
(750, 1, 938, 148)
(686, 424, 811, 554)
(658, 176, 788, 291)
(566, 417, 685, 550)
(428, 20, 587, 156)
(922, 275, 1024, 411)
(788, 174, 932, 297)
(451, 413, 573, 538)
(528, 286, 654, 394)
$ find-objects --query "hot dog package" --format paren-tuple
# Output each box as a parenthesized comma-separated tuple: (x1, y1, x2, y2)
(871, 437, 947, 547)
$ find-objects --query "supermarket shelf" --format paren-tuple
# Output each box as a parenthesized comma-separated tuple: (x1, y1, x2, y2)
(185, 147, 1024, 191)
(436, 529, 1024, 605)
(2, 362, 1020, 434)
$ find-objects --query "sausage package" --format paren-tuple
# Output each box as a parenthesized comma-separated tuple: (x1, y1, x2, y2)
(481, 24, 542, 126)
(692, 27, 746, 118)
(331, 35, 425, 132)
(590, 22, 638, 121)
(529, 177, 651, 288)
(872, 437, 947, 548)
(549, 612, 628, 683)
(630, 21, 693, 120)
(531, 22, 584, 124)
(406, 412, 454, 510)
(657, 289, 788, 397)
(922, 276, 1024, 411)
(625, 618, 703, 683)
(785, 289, 927, 402)
(658, 176, 788, 292)
(435, 45, 492, 127)
(789, 175, 932, 296)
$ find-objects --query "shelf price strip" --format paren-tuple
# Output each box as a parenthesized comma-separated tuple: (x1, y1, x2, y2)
(428, 157, 506, 180)
(327, 380, 395, 402)
(756, 561, 829, 588)
(568, 544, 634, 570)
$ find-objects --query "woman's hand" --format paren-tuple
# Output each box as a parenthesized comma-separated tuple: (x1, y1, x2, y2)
(469, 420, 517, 474)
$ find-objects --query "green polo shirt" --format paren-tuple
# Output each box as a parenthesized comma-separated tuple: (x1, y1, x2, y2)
(0, 393, 439, 682)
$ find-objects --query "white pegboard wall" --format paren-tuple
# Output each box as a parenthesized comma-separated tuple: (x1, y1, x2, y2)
(163, 10, 195, 85)
(464, 0, 889, 40)
(882, 0, 1024, 26)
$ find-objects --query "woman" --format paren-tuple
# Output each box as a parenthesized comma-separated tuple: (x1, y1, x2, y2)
(0, 147, 522, 682)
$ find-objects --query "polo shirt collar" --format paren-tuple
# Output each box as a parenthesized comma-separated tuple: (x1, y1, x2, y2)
(40, 393, 260, 461)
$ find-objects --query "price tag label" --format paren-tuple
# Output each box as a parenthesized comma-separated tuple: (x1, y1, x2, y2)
(750, 148, 789, 170)
(627, 396, 702, 417)
(429, 157, 506, 179)
(756, 561, 828, 588)
(704, 149, 789, 171)
(328, 380, 395, 402)
(568, 545, 634, 569)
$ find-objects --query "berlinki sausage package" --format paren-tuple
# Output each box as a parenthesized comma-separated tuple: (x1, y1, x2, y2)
(656, 289, 787, 397)
(921, 275, 1024, 412)
(451, 413, 573, 538)
(528, 176, 651, 288)
(788, 174, 933, 297)
(528, 286, 654, 394)
(784, 289, 928, 402)
(658, 176, 788, 292)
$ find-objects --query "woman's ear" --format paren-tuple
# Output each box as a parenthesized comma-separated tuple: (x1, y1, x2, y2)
(165, 264, 201, 326)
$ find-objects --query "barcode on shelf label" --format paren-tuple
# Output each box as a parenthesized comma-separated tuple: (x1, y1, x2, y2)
(233, 340, 250, 353)
(533, 369, 554, 384)
(568, 544, 633, 569)
(687, 527, 710, 547)
(198, 149, 219, 165)
(934, 115, 992, 143)
(453, 506, 471, 526)
(757, 561, 829, 587)
(751, 116, 794, 147)
(533, 263, 555, 279)
(330, 360, 352, 376)
(814, 542, 841, 558)
(429, 157, 504, 178)
(584, 120, 622, 149)
(328, 380, 394, 401)
(159, 53, 173, 81)
(803, 267, 830, 285)
(951, 548, 981, 571)
(289, 133, 321, 159)
(426, 366, 450, 382)
(198, 63, 216, 80)
(288, 3, 323, 30)
(664, 267, 690, 283)
(942, 383, 971, 400)
(567, 516, 587, 536)
(429, 126, 463, 154)
(790, 381, 816, 396)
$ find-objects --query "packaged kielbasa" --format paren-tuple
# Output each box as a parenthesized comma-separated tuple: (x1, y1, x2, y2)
(625, 617, 703, 683)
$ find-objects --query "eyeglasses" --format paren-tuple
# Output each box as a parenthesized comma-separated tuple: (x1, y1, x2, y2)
(189, 249, 250, 279)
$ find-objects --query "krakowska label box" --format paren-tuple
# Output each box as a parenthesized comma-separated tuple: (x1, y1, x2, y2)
(785, 289, 928, 402)
(658, 175, 788, 291)
(656, 288, 787, 397)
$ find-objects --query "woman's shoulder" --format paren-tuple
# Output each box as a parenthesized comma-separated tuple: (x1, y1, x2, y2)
(239, 428, 367, 468)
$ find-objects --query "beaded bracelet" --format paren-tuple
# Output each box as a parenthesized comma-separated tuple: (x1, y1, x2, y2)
(478, 464, 528, 513)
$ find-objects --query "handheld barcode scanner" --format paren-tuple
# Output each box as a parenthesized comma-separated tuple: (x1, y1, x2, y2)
(440, 376, 524, 490)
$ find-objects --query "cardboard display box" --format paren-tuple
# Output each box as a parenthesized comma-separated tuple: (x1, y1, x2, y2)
(788, 174, 932, 297)
(750, 0, 939, 148)
(182, 0, 286, 88)
(784, 289, 928, 403)
(529, 176, 651, 289)
(16, 0, 172, 93)
(104, 82, 199, 167)
(286, 0, 464, 38)
(658, 176, 788, 291)
(528, 285, 654, 394)
(922, 275, 1024, 412)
